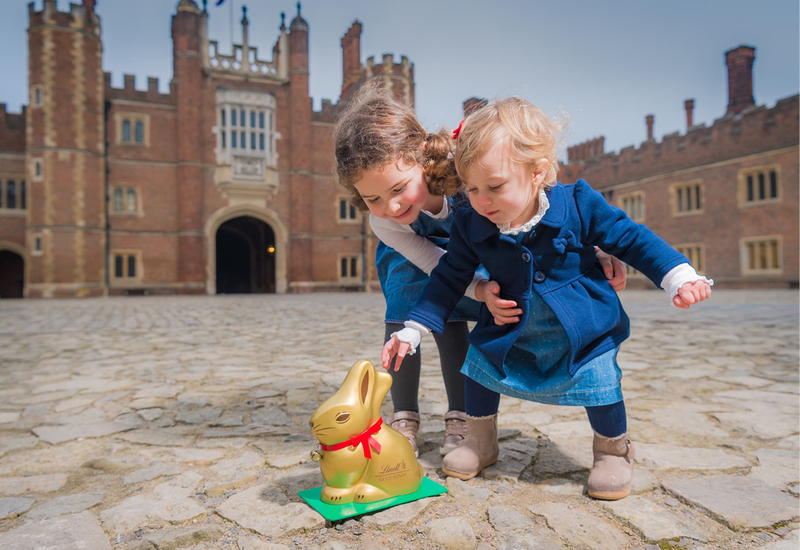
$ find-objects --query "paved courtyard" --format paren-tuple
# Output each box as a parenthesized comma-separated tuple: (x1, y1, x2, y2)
(0, 290, 797, 550)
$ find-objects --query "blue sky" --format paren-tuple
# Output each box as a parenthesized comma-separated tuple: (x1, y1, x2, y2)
(2, 0, 798, 157)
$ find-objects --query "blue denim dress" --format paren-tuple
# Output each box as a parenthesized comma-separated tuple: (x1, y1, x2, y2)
(376, 197, 483, 324)
(461, 233, 623, 407)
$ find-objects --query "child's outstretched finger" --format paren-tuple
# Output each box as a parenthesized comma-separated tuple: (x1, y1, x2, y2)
(394, 341, 410, 371)
(382, 337, 399, 370)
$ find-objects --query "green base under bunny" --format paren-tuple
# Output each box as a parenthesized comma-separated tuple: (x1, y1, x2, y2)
(299, 476, 448, 521)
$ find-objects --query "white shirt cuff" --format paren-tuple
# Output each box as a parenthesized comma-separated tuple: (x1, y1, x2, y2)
(660, 263, 714, 299)
(390, 321, 431, 356)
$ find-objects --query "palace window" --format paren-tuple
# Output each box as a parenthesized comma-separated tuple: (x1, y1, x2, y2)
(602, 189, 614, 203)
(337, 197, 359, 223)
(671, 180, 703, 216)
(741, 237, 781, 275)
(32, 85, 44, 107)
(215, 89, 278, 171)
(739, 166, 780, 206)
(32, 234, 43, 256)
(111, 250, 142, 282)
(111, 187, 139, 214)
(32, 159, 43, 182)
(116, 113, 149, 146)
(339, 254, 361, 282)
(0, 179, 26, 211)
(619, 192, 645, 222)
(675, 244, 705, 274)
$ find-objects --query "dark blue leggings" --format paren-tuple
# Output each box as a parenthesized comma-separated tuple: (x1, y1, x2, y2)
(464, 376, 627, 437)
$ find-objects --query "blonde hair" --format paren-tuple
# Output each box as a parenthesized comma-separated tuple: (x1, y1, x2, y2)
(454, 97, 567, 188)
(334, 83, 460, 212)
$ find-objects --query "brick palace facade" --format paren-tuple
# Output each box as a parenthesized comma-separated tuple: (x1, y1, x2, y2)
(0, 0, 796, 298)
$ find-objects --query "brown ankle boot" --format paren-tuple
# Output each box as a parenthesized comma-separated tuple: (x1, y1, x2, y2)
(440, 410, 468, 456)
(441, 414, 498, 480)
(389, 411, 420, 456)
(587, 431, 635, 500)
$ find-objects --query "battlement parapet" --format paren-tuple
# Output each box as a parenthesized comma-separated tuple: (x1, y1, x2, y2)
(568, 136, 605, 163)
(364, 54, 414, 79)
(312, 98, 342, 124)
(574, 94, 799, 187)
(28, 0, 100, 36)
(104, 73, 176, 105)
(0, 104, 26, 131)
(0, 104, 27, 153)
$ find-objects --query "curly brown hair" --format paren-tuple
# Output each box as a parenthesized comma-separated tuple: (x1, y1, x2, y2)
(334, 83, 461, 212)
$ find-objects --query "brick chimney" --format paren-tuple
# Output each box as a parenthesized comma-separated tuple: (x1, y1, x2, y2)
(685, 99, 694, 129)
(340, 21, 362, 101)
(725, 45, 756, 115)
(463, 97, 488, 117)
(83, 0, 95, 16)
(645, 114, 654, 140)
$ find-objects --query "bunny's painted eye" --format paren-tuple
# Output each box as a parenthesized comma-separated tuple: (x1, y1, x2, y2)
(335, 412, 350, 423)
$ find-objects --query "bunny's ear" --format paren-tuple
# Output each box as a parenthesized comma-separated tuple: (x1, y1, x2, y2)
(358, 361, 373, 406)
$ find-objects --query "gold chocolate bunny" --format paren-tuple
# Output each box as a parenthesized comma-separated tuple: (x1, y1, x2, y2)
(309, 359, 423, 504)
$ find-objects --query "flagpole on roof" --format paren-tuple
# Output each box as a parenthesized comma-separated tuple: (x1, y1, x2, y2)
(230, 0, 234, 48)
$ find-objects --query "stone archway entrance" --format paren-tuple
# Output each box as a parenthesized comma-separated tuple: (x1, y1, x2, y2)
(215, 216, 276, 294)
(0, 250, 24, 298)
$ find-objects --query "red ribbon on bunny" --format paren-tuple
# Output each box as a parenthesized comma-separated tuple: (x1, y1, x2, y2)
(319, 417, 383, 458)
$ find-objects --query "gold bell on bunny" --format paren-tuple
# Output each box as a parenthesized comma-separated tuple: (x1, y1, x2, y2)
(299, 359, 447, 521)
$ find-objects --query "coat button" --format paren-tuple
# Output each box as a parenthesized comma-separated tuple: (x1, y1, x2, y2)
(521, 252, 531, 263)
(534, 271, 546, 283)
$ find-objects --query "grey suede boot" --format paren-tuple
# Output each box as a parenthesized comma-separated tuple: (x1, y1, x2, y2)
(389, 411, 420, 457)
(587, 431, 635, 500)
(439, 410, 468, 456)
(441, 414, 499, 480)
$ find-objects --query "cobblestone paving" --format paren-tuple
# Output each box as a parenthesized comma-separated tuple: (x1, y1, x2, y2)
(0, 290, 797, 550)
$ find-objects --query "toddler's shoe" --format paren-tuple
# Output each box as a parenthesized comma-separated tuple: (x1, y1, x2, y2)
(389, 410, 420, 457)
(441, 414, 498, 480)
(440, 410, 468, 455)
(587, 431, 635, 500)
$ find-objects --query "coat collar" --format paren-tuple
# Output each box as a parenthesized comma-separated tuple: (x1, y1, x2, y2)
(468, 183, 568, 242)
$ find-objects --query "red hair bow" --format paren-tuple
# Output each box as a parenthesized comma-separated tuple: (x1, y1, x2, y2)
(452, 120, 464, 140)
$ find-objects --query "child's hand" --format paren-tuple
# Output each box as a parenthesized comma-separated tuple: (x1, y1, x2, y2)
(382, 335, 412, 371)
(673, 280, 712, 309)
(478, 280, 521, 325)
(595, 248, 626, 291)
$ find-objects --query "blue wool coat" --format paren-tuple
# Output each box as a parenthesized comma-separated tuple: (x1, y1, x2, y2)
(408, 179, 689, 376)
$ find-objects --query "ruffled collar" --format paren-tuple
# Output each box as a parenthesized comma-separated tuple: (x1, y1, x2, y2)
(498, 188, 549, 235)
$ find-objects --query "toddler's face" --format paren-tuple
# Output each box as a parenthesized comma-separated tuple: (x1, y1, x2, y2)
(354, 160, 433, 224)
(463, 141, 543, 228)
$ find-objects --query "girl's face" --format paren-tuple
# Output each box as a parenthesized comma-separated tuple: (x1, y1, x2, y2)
(463, 140, 546, 228)
(354, 160, 440, 224)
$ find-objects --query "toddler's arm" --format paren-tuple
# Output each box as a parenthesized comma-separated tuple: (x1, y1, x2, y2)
(370, 212, 486, 299)
(575, 181, 712, 301)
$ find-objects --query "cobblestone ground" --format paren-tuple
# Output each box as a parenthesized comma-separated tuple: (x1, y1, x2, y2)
(0, 290, 797, 550)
